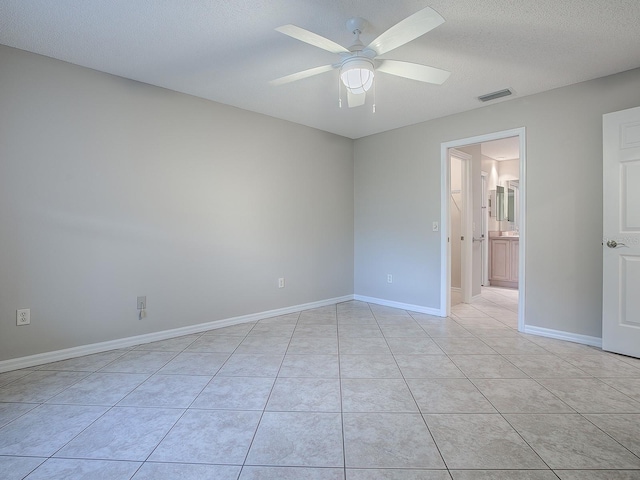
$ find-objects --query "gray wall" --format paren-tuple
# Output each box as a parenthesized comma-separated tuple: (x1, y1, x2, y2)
(0, 45, 354, 362)
(354, 67, 640, 338)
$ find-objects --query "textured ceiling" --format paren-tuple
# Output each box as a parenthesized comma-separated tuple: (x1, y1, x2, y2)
(1, 0, 639, 139)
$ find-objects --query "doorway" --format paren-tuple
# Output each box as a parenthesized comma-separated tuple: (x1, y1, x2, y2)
(440, 128, 526, 332)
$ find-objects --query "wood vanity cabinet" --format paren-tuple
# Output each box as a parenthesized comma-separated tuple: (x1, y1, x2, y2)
(489, 237, 519, 288)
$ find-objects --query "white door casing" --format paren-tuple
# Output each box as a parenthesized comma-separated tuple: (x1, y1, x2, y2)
(440, 127, 526, 332)
(602, 106, 640, 358)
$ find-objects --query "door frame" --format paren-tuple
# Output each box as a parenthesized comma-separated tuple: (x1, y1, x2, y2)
(440, 127, 527, 333)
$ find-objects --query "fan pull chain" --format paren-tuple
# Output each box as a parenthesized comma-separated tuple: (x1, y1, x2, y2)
(338, 74, 342, 108)
(372, 76, 376, 113)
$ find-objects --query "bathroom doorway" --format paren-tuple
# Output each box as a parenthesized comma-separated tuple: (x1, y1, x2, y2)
(440, 128, 526, 332)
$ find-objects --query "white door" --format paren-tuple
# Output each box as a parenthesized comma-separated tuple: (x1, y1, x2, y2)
(602, 105, 640, 357)
(449, 149, 472, 305)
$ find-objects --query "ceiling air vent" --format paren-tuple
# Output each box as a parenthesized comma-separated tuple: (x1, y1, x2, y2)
(478, 88, 513, 102)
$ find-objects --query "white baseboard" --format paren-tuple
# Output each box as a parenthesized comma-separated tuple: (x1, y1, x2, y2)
(0, 295, 355, 373)
(524, 325, 602, 348)
(353, 295, 444, 317)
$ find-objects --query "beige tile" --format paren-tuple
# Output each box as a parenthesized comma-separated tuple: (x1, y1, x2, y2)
(386, 337, 445, 355)
(340, 354, 402, 378)
(257, 313, 299, 325)
(25, 459, 141, 480)
(562, 354, 640, 377)
(450, 355, 527, 378)
(480, 337, 548, 354)
(287, 336, 338, 354)
(266, 378, 341, 412)
(0, 456, 45, 480)
(432, 338, 495, 355)
(341, 379, 418, 413)
(55, 406, 182, 461)
(157, 352, 229, 375)
(0, 370, 89, 403)
(424, 414, 545, 469)
(185, 335, 245, 353)
(150, 409, 261, 464)
(599, 377, 640, 401)
(247, 324, 296, 337)
(451, 471, 557, 480)
(537, 378, 640, 413)
(216, 354, 283, 377)
(246, 412, 343, 467)
(471, 378, 574, 413)
(0, 404, 107, 457)
(339, 337, 391, 354)
(504, 355, 590, 378)
(240, 466, 344, 480)
(394, 355, 465, 378)
(278, 354, 340, 378)
(407, 378, 496, 413)
(117, 374, 210, 408)
(344, 413, 445, 469)
(585, 414, 640, 456)
(554, 471, 640, 479)
(505, 413, 640, 469)
(348, 469, 451, 479)
(46, 372, 148, 406)
(236, 335, 291, 354)
(133, 462, 241, 480)
(191, 376, 275, 410)
(294, 324, 338, 337)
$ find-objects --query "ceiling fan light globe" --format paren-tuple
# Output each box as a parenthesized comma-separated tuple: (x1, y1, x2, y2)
(340, 58, 374, 94)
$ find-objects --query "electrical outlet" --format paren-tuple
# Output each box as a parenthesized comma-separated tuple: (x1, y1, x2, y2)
(17, 309, 30, 326)
(137, 296, 146, 309)
(387, 274, 393, 284)
(278, 278, 285, 288)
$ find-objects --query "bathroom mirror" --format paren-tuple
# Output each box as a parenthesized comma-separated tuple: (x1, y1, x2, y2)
(495, 182, 519, 225)
(495, 185, 506, 221)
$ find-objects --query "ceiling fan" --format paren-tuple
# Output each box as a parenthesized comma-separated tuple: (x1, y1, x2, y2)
(270, 7, 450, 109)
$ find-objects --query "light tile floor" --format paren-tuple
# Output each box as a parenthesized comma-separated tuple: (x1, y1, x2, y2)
(2, 287, 640, 479)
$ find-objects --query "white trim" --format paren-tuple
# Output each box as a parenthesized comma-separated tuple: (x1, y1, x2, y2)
(0, 295, 354, 373)
(441, 127, 527, 333)
(524, 325, 602, 348)
(354, 295, 443, 317)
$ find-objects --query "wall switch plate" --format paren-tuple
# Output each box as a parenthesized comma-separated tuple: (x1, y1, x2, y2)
(278, 278, 285, 288)
(387, 274, 393, 283)
(137, 296, 146, 309)
(17, 308, 30, 326)
(432, 221, 439, 232)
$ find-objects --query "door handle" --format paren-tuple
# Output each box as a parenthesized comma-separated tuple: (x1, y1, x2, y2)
(473, 237, 485, 242)
(606, 240, 627, 248)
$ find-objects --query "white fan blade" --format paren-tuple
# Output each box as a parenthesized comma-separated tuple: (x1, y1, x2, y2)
(377, 60, 450, 85)
(367, 7, 445, 56)
(276, 24, 350, 54)
(270, 64, 336, 86)
(347, 90, 366, 108)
